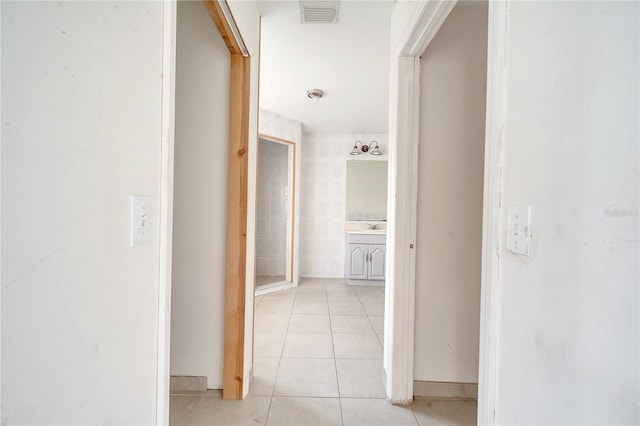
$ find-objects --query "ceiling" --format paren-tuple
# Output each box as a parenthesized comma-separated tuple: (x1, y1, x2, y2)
(258, 1, 394, 134)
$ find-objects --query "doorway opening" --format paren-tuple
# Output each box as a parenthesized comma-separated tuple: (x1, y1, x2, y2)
(255, 135, 297, 296)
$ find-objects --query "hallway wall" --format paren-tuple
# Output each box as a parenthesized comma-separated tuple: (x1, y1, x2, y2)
(1, 2, 165, 423)
(414, 2, 488, 385)
(170, 0, 229, 390)
(495, 2, 639, 423)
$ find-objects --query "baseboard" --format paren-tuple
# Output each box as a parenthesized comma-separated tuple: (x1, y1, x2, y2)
(170, 375, 207, 392)
(413, 380, 478, 400)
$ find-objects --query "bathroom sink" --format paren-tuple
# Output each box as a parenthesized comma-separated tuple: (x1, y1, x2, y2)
(347, 229, 387, 235)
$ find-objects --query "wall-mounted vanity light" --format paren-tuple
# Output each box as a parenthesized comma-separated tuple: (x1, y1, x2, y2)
(350, 140, 383, 156)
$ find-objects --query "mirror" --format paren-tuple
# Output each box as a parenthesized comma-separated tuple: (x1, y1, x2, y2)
(346, 160, 388, 221)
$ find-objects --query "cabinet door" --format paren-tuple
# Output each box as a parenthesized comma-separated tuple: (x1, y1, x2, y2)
(346, 244, 368, 279)
(368, 244, 386, 280)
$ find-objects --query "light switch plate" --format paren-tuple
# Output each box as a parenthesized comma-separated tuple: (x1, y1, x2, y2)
(506, 205, 531, 256)
(131, 195, 152, 246)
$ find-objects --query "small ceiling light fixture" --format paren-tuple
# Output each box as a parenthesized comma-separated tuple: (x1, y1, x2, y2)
(307, 88, 324, 101)
(350, 140, 383, 156)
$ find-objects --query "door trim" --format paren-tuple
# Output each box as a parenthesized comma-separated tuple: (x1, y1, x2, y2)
(389, 0, 505, 422)
(256, 134, 298, 287)
(157, 0, 177, 423)
(477, 3, 507, 424)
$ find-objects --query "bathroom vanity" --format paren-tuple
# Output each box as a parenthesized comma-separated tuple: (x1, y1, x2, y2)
(344, 159, 388, 286)
(345, 230, 386, 286)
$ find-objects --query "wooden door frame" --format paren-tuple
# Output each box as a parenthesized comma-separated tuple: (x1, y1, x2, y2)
(200, 0, 252, 401)
(157, 0, 252, 415)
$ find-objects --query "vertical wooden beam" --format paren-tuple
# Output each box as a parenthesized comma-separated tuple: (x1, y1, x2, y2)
(222, 53, 250, 400)
(201, 0, 250, 401)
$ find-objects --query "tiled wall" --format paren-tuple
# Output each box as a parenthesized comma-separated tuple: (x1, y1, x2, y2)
(258, 109, 302, 285)
(300, 133, 388, 278)
(256, 140, 289, 276)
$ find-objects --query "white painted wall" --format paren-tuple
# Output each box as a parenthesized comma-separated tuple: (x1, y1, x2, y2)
(256, 140, 289, 277)
(1, 2, 164, 423)
(495, 2, 639, 424)
(300, 133, 387, 278)
(170, 0, 229, 389)
(414, 2, 487, 384)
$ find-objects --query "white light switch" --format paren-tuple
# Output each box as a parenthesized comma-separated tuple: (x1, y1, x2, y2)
(506, 205, 531, 256)
(131, 195, 152, 246)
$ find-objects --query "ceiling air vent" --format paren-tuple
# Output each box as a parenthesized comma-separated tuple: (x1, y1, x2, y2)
(300, 1, 339, 24)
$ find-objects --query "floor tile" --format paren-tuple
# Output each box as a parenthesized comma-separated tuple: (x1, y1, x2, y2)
(169, 394, 202, 426)
(353, 287, 384, 300)
(266, 397, 342, 426)
(188, 395, 271, 426)
(293, 299, 329, 314)
(255, 296, 264, 308)
(326, 293, 357, 303)
(331, 315, 374, 334)
(274, 358, 339, 397)
(333, 333, 383, 359)
(298, 278, 330, 288)
(336, 359, 386, 398)
(353, 286, 384, 295)
(249, 358, 280, 396)
(361, 301, 384, 316)
(254, 332, 286, 358)
(368, 316, 384, 335)
(328, 300, 366, 316)
(326, 287, 357, 299)
(323, 278, 349, 288)
(282, 332, 334, 358)
(263, 288, 297, 300)
(411, 399, 477, 426)
(256, 300, 294, 314)
(294, 291, 328, 301)
(288, 314, 331, 333)
(254, 314, 291, 333)
(341, 398, 418, 426)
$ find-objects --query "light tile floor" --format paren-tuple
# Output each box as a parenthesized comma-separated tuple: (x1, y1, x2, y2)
(170, 278, 477, 425)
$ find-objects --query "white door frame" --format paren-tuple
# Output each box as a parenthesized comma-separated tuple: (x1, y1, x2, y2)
(386, 1, 505, 424)
(157, 0, 177, 424)
(256, 134, 299, 290)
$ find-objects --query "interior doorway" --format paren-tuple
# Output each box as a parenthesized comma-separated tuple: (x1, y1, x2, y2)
(255, 135, 297, 295)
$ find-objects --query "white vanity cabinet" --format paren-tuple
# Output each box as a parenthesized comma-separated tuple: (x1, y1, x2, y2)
(345, 232, 386, 286)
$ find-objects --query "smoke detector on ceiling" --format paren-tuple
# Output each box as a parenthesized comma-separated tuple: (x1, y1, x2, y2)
(300, 0, 340, 24)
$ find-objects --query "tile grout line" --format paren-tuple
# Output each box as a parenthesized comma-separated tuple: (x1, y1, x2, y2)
(327, 280, 346, 426)
(184, 392, 206, 426)
(259, 287, 294, 425)
(355, 288, 385, 348)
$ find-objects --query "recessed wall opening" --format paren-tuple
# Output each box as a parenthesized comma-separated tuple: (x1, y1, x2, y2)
(255, 136, 297, 295)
